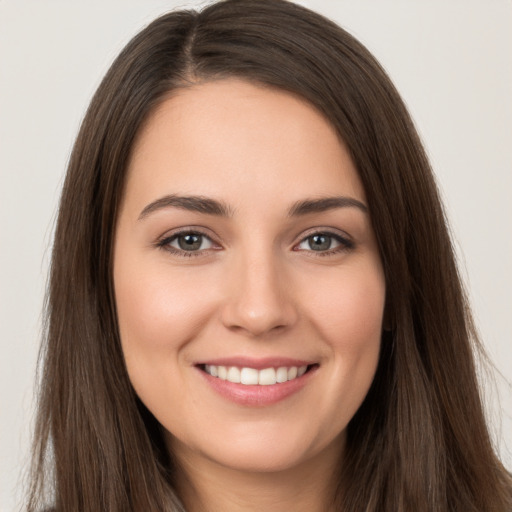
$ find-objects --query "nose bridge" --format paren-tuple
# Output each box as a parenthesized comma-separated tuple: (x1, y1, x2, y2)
(221, 243, 297, 336)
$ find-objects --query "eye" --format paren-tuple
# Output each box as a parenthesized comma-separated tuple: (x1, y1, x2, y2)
(157, 231, 216, 254)
(295, 232, 353, 254)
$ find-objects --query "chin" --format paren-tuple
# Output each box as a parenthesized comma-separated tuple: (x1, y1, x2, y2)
(168, 420, 346, 476)
(209, 444, 310, 474)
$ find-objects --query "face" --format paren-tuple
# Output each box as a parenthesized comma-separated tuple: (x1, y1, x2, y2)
(113, 79, 385, 476)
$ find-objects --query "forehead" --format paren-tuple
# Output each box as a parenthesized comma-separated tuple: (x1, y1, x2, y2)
(125, 78, 366, 210)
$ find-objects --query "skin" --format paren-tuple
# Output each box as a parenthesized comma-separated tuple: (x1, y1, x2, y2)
(113, 79, 386, 511)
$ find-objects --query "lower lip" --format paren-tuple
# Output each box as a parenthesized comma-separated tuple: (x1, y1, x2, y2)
(197, 366, 317, 406)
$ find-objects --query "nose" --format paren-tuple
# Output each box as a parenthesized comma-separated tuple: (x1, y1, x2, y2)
(220, 249, 298, 337)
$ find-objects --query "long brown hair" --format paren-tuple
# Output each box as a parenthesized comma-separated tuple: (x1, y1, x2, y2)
(28, 1, 511, 510)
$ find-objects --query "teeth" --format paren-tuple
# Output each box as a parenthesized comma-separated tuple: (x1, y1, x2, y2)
(287, 366, 297, 380)
(218, 365, 227, 380)
(259, 367, 276, 385)
(204, 364, 310, 385)
(240, 367, 259, 385)
(227, 366, 241, 383)
(276, 367, 288, 383)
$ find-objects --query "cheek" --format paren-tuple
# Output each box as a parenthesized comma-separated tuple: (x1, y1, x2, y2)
(305, 263, 385, 347)
(114, 256, 216, 370)
(299, 263, 385, 422)
(113, 255, 224, 430)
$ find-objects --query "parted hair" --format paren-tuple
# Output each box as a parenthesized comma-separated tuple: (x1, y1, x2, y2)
(28, 1, 511, 511)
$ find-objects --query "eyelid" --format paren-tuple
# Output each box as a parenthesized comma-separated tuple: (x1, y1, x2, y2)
(293, 227, 354, 253)
(154, 225, 354, 257)
(168, 232, 214, 251)
(155, 226, 222, 256)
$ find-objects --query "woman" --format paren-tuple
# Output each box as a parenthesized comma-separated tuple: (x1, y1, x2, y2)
(28, 0, 512, 510)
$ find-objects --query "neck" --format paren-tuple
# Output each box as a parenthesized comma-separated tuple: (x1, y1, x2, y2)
(170, 437, 344, 512)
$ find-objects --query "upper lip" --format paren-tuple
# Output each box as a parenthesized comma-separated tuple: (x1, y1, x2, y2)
(195, 356, 316, 370)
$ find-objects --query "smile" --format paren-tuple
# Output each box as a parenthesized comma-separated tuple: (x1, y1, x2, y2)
(196, 358, 318, 406)
(203, 364, 308, 385)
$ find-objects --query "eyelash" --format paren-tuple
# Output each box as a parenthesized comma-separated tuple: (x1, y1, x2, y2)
(295, 231, 354, 256)
(155, 228, 354, 258)
(155, 228, 217, 258)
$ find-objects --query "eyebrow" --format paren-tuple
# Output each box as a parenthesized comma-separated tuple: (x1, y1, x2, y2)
(287, 196, 368, 216)
(138, 194, 367, 220)
(138, 194, 233, 220)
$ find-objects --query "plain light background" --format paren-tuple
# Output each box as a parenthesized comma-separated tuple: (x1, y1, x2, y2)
(1, 1, 511, 510)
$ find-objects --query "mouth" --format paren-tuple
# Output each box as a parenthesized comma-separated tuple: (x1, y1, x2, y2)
(199, 363, 317, 385)
(195, 360, 319, 406)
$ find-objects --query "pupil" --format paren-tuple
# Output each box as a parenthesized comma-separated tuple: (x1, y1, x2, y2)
(178, 234, 202, 251)
(309, 234, 331, 251)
